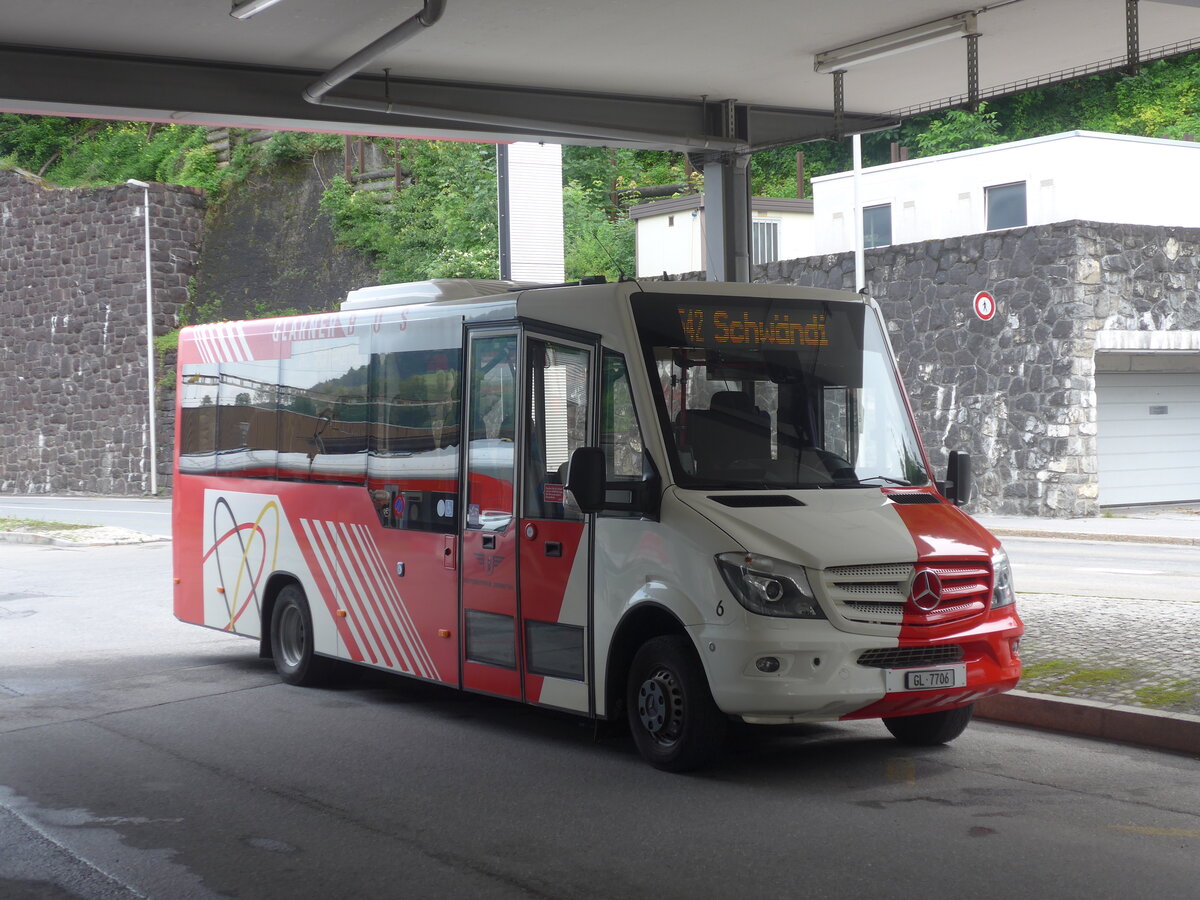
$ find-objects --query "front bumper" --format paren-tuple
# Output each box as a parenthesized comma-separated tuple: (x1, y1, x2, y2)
(689, 611, 1023, 723)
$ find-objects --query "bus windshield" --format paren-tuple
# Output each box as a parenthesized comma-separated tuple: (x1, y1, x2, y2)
(631, 292, 931, 491)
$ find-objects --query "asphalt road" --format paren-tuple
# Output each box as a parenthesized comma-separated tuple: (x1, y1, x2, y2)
(0, 496, 171, 537)
(1002, 535, 1200, 603)
(1, 541, 1197, 899)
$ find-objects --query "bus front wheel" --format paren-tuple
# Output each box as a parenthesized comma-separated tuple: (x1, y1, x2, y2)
(626, 635, 727, 772)
(270, 584, 333, 687)
(883, 703, 974, 745)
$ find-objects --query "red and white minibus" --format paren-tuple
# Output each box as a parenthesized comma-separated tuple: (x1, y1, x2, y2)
(173, 278, 1022, 771)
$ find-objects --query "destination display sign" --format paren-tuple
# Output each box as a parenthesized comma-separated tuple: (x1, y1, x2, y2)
(677, 306, 830, 348)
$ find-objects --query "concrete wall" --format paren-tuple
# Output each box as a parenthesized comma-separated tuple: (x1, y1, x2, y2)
(813, 132, 1200, 254)
(0, 171, 204, 494)
(634, 196, 814, 278)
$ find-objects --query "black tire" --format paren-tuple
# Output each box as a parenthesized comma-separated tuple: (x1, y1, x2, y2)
(883, 703, 974, 746)
(627, 635, 728, 772)
(270, 584, 334, 687)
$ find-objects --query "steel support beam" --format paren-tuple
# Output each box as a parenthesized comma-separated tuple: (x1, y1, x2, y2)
(702, 152, 752, 282)
(0, 44, 894, 152)
(700, 99, 753, 283)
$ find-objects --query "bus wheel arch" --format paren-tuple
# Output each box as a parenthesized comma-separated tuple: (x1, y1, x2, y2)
(625, 633, 728, 772)
(263, 577, 333, 687)
(605, 602, 688, 724)
(258, 573, 301, 662)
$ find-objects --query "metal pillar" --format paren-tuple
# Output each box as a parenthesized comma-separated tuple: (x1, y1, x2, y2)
(497, 143, 511, 280)
(701, 99, 752, 283)
(1126, 0, 1140, 75)
(702, 152, 752, 282)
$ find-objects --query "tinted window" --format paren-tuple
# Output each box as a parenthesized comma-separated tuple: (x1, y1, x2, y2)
(367, 323, 462, 532)
(986, 182, 1026, 230)
(216, 357, 280, 478)
(277, 334, 369, 485)
(178, 363, 219, 474)
(863, 204, 892, 248)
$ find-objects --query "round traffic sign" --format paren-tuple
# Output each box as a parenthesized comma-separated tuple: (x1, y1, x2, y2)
(973, 291, 996, 321)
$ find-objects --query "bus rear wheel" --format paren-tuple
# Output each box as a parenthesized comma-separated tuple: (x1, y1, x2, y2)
(627, 635, 727, 772)
(270, 584, 333, 687)
(883, 703, 974, 745)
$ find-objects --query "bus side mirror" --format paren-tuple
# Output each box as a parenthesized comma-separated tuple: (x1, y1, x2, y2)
(944, 450, 973, 507)
(566, 447, 606, 513)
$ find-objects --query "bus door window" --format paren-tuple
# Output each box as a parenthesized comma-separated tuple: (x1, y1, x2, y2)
(462, 332, 521, 689)
(523, 339, 590, 521)
(520, 336, 594, 696)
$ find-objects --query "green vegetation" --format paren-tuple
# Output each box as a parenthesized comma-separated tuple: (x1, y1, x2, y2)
(1058, 665, 1140, 688)
(1021, 659, 1079, 679)
(0, 517, 93, 533)
(4, 51, 1200, 288)
(1134, 680, 1200, 709)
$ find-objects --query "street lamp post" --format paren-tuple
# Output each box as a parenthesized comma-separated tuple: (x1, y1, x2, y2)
(126, 179, 158, 495)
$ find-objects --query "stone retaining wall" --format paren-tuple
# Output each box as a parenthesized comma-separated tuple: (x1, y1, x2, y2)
(0, 171, 205, 495)
(744, 220, 1200, 516)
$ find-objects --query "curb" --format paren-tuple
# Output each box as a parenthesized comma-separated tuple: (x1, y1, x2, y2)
(986, 527, 1199, 547)
(976, 689, 1200, 756)
(0, 531, 169, 547)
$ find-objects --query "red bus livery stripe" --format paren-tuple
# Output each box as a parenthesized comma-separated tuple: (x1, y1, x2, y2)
(298, 518, 439, 680)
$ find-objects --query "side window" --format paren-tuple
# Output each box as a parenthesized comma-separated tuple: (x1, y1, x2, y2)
(216, 357, 280, 479)
(368, 340, 462, 533)
(466, 334, 518, 532)
(277, 335, 369, 485)
(986, 181, 1027, 230)
(178, 363, 219, 474)
(863, 203, 892, 249)
(600, 351, 657, 515)
(523, 338, 590, 521)
(601, 352, 645, 479)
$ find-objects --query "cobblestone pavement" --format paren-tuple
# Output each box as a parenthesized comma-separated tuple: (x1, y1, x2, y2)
(1016, 591, 1200, 717)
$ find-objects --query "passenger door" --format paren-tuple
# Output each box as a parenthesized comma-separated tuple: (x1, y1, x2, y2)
(460, 330, 522, 698)
(518, 335, 595, 713)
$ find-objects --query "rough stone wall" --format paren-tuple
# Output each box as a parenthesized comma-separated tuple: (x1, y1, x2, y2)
(686, 220, 1200, 517)
(191, 151, 379, 321)
(0, 171, 204, 495)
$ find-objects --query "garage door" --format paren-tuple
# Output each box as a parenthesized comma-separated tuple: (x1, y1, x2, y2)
(1096, 372, 1200, 506)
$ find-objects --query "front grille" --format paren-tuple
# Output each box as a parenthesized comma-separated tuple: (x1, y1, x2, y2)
(827, 563, 912, 579)
(858, 645, 964, 669)
(816, 560, 993, 631)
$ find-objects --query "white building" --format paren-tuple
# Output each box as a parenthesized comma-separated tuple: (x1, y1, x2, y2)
(812, 130, 1200, 254)
(630, 195, 814, 278)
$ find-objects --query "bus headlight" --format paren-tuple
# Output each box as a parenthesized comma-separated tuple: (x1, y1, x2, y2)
(991, 550, 1016, 609)
(716, 553, 825, 619)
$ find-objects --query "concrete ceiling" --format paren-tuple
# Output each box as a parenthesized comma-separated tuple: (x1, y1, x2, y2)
(3, 1, 1200, 151)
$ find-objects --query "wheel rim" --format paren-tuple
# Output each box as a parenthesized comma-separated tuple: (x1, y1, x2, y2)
(277, 603, 305, 669)
(636, 666, 684, 746)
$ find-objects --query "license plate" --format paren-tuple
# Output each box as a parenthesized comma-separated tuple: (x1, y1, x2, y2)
(884, 663, 966, 693)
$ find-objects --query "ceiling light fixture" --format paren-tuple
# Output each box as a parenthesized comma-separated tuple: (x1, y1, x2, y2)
(230, 0, 288, 20)
(814, 12, 979, 74)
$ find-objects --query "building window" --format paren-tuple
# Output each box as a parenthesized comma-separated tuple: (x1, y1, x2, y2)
(986, 181, 1027, 230)
(863, 204, 892, 249)
(752, 219, 780, 265)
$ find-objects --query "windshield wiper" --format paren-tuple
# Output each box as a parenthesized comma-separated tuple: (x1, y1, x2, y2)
(850, 474, 912, 487)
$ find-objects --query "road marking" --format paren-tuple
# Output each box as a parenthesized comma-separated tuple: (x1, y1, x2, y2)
(1109, 825, 1200, 838)
(0, 504, 170, 517)
(1093, 568, 1166, 576)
